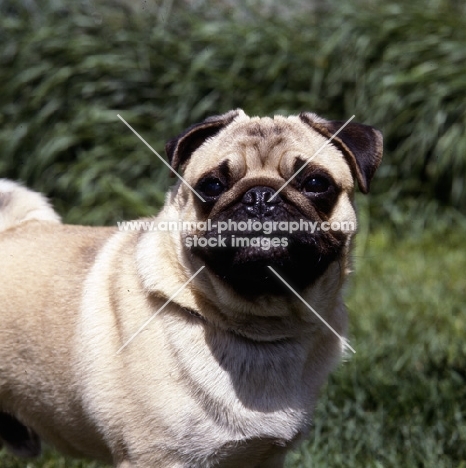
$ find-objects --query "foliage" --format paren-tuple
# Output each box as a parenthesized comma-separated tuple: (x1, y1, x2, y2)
(0, 0, 465, 225)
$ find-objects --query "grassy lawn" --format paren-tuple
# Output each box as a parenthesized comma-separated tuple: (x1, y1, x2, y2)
(288, 222, 466, 467)
(1, 220, 464, 467)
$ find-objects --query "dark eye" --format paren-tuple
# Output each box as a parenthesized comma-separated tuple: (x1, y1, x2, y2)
(302, 176, 330, 194)
(197, 177, 225, 198)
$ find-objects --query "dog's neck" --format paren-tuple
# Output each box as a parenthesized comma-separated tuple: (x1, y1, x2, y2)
(136, 227, 346, 343)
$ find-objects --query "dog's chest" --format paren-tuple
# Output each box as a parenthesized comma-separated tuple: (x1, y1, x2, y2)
(159, 317, 312, 464)
(163, 411, 291, 467)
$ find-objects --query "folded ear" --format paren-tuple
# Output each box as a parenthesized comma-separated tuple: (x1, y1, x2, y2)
(299, 113, 383, 193)
(165, 109, 244, 173)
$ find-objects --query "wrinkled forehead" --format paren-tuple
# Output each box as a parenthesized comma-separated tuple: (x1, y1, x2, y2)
(187, 115, 354, 188)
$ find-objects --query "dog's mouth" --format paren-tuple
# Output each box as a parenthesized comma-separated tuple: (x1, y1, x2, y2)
(190, 230, 343, 296)
(187, 185, 346, 297)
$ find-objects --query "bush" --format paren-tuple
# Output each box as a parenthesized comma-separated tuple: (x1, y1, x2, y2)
(0, 0, 464, 225)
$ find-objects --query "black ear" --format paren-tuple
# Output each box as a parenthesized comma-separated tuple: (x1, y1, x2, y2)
(165, 109, 243, 173)
(299, 113, 383, 193)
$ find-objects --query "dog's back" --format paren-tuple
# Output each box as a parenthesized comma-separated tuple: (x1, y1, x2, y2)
(0, 180, 60, 457)
(0, 180, 114, 460)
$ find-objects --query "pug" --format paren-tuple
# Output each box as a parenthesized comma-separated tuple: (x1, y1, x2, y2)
(0, 109, 382, 467)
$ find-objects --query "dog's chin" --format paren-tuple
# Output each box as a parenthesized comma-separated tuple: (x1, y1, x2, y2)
(190, 232, 345, 297)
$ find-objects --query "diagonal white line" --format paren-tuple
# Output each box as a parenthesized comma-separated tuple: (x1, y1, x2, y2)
(117, 114, 206, 203)
(267, 266, 356, 353)
(269, 115, 356, 201)
(116, 266, 205, 354)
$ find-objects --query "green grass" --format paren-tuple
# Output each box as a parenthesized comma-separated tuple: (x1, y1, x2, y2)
(0, 450, 105, 468)
(287, 224, 466, 467)
(1, 221, 465, 467)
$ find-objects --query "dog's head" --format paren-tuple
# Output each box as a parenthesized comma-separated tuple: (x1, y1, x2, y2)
(166, 109, 382, 297)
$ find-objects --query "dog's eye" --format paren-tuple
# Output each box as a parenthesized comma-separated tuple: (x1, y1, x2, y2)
(197, 177, 225, 198)
(302, 176, 330, 194)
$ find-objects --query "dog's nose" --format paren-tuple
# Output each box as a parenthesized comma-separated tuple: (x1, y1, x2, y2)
(241, 186, 281, 216)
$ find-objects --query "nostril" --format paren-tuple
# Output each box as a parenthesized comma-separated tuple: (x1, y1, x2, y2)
(242, 191, 257, 205)
(264, 190, 280, 204)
